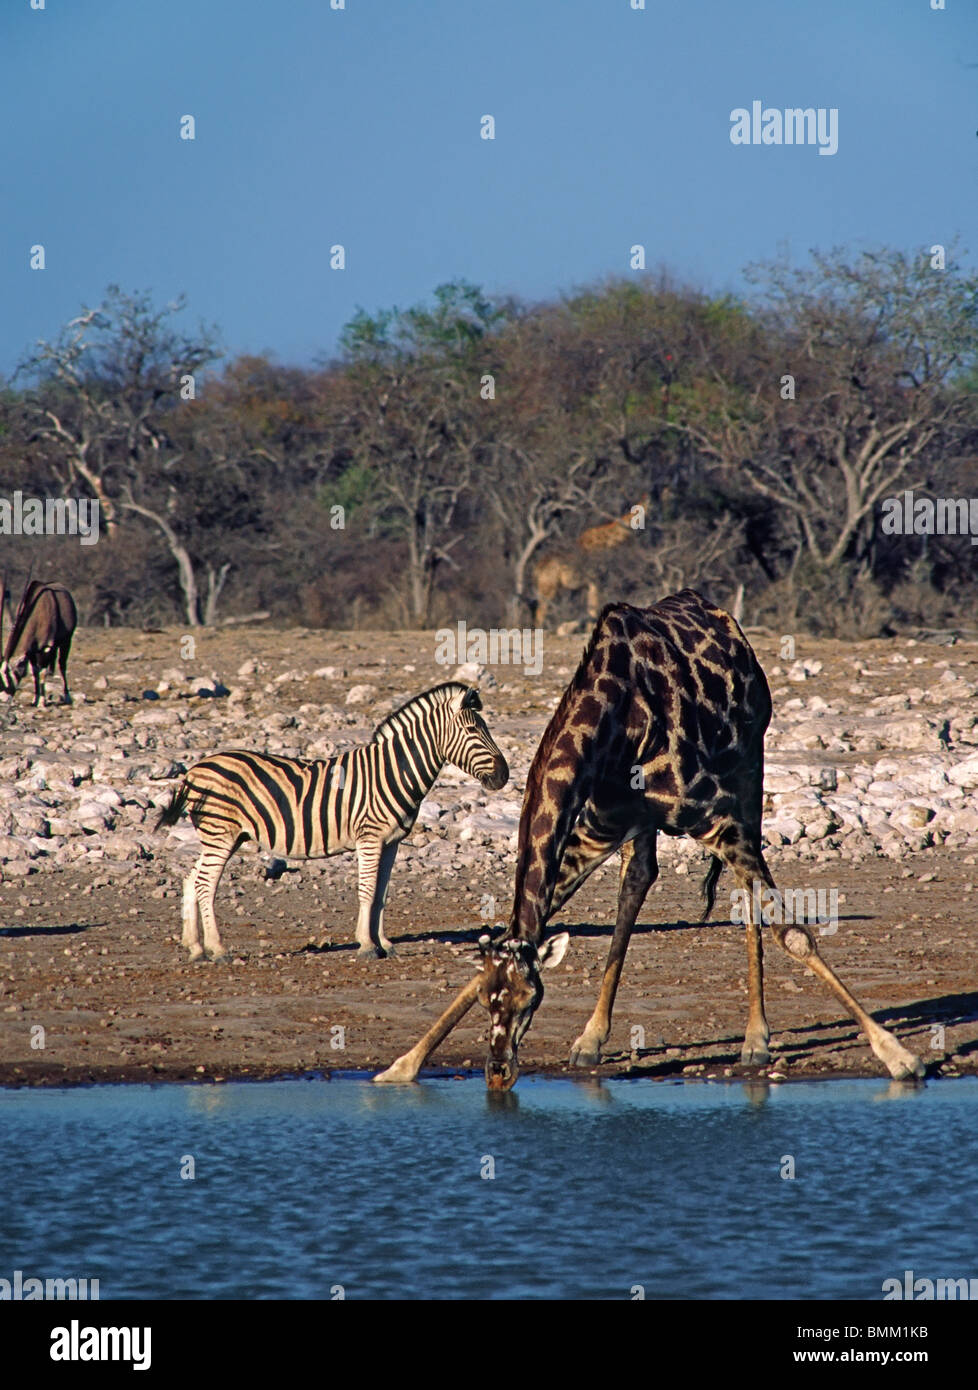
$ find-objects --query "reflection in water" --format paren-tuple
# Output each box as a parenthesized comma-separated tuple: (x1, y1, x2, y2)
(355, 1076, 466, 1117)
(1, 1077, 974, 1300)
(185, 1085, 232, 1116)
(872, 1078, 929, 1103)
(486, 1088, 519, 1113)
(741, 1079, 771, 1110)
(570, 1077, 613, 1107)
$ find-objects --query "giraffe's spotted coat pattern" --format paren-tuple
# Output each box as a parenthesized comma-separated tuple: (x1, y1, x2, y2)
(476, 590, 925, 1088)
(377, 590, 926, 1090)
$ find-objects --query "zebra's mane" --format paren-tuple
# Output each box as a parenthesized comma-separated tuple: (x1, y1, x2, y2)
(371, 682, 472, 741)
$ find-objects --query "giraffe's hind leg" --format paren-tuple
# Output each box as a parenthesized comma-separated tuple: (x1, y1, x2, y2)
(712, 841, 774, 1065)
(570, 831, 658, 1067)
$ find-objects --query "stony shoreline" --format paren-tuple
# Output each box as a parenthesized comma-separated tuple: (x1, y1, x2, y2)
(1, 624, 976, 1085)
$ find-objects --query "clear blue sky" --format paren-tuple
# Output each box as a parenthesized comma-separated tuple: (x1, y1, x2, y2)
(2, 0, 975, 378)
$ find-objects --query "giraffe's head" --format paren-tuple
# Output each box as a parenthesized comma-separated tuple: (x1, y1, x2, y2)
(475, 931, 570, 1090)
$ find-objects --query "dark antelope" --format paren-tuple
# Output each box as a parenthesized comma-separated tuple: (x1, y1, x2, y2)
(0, 579, 77, 707)
(376, 590, 924, 1089)
(156, 683, 508, 961)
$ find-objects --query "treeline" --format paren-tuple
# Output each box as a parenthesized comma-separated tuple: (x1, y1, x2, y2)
(1, 247, 976, 637)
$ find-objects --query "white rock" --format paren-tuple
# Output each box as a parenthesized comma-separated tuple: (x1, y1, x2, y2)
(786, 659, 823, 682)
(91, 787, 124, 807)
(948, 756, 978, 789)
(764, 816, 804, 845)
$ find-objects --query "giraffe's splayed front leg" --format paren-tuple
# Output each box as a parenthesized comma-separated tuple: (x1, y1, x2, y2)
(780, 925, 926, 1081)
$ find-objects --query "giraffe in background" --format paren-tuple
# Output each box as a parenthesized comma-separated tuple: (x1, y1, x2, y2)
(532, 496, 650, 629)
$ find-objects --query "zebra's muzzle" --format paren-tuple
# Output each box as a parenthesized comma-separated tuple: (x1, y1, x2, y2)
(481, 757, 509, 792)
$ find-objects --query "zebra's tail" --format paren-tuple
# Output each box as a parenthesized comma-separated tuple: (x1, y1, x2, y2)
(155, 782, 192, 831)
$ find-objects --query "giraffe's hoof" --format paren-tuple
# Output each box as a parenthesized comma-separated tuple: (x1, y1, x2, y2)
(887, 1051, 926, 1081)
(357, 945, 383, 960)
(379, 943, 397, 959)
(569, 1037, 602, 1068)
(740, 1043, 771, 1067)
(373, 1057, 419, 1084)
(186, 947, 205, 963)
(206, 949, 231, 964)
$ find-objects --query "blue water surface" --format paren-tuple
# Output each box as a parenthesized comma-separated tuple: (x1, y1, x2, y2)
(1, 1076, 975, 1300)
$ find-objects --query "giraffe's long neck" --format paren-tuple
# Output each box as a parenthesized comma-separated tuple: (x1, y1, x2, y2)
(508, 691, 599, 944)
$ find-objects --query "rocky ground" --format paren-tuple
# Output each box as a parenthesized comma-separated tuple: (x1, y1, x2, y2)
(0, 622, 976, 1086)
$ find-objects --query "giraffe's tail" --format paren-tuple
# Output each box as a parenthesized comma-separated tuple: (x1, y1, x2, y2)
(700, 855, 723, 921)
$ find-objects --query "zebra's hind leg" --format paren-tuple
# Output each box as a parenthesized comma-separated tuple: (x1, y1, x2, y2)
(182, 871, 204, 961)
(194, 837, 242, 962)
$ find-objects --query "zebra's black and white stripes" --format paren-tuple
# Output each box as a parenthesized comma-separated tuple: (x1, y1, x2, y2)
(156, 683, 508, 960)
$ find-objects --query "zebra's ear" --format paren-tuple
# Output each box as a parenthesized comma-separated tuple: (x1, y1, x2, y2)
(461, 686, 482, 711)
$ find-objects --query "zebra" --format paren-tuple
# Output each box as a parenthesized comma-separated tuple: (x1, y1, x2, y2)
(155, 682, 509, 962)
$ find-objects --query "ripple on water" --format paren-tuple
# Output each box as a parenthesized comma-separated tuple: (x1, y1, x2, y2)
(0, 1077, 975, 1299)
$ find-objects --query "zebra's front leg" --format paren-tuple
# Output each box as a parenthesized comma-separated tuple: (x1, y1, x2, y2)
(354, 839, 399, 959)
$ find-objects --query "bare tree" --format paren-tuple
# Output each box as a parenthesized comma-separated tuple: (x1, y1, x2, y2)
(680, 247, 978, 576)
(18, 288, 229, 622)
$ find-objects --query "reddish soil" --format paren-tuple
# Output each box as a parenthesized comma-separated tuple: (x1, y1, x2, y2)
(1, 852, 974, 1087)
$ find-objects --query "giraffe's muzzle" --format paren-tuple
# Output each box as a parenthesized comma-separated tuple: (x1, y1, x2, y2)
(485, 1056, 518, 1091)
